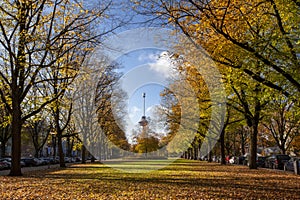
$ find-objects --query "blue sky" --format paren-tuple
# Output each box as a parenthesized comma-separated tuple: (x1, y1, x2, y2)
(84, 0, 177, 140)
(115, 49, 175, 139)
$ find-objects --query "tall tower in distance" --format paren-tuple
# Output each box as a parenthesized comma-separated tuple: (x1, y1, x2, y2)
(138, 92, 148, 128)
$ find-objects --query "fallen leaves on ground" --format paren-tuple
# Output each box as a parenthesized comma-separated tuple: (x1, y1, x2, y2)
(0, 159, 299, 199)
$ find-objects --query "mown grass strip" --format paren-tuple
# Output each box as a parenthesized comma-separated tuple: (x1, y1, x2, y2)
(0, 159, 299, 199)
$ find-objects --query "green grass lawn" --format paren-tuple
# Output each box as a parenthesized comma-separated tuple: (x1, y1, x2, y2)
(1, 159, 299, 199)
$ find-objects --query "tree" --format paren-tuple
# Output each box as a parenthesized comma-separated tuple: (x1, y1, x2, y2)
(263, 97, 300, 154)
(157, 51, 226, 161)
(0, 0, 110, 176)
(64, 120, 78, 158)
(159, 77, 203, 158)
(45, 43, 85, 167)
(291, 134, 300, 155)
(50, 94, 74, 167)
(26, 117, 51, 158)
(135, 136, 160, 154)
(133, 0, 300, 168)
(73, 56, 129, 162)
(72, 65, 100, 163)
(0, 104, 11, 157)
(226, 69, 270, 169)
(95, 63, 130, 158)
(131, 115, 163, 156)
(137, 0, 299, 98)
(217, 105, 244, 164)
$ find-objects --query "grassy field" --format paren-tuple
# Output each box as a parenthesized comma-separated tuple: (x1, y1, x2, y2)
(1, 159, 299, 199)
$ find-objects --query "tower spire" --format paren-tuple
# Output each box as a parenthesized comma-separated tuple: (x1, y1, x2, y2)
(143, 92, 146, 117)
(139, 92, 148, 127)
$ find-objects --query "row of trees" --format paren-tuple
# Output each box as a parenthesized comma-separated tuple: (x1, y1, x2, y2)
(133, 0, 300, 168)
(0, 0, 133, 176)
(1, 0, 299, 176)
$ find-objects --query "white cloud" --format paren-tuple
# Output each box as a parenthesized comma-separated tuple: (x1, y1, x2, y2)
(138, 51, 160, 62)
(136, 51, 179, 79)
(146, 105, 156, 115)
(129, 106, 141, 120)
(146, 106, 153, 113)
(148, 51, 177, 78)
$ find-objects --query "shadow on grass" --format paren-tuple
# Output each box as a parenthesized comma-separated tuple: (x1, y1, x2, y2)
(6, 159, 299, 199)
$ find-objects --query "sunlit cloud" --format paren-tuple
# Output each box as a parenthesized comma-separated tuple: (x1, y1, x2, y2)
(148, 51, 177, 78)
(129, 106, 141, 120)
(146, 105, 156, 115)
(137, 51, 160, 62)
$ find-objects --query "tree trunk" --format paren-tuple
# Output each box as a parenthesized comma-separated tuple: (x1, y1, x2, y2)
(198, 143, 201, 160)
(9, 1, 27, 177)
(1, 142, 6, 157)
(99, 137, 103, 161)
(103, 144, 106, 160)
(98, 144, 102, 162)
(9, 109, 22, 176)
(193, 145, 197, 160)
(54, 101, 65, 168)
(53, 136, 57, 158)
(57, 135, 66, 168)
(70, 138, 74, 157)
(240, 128, 246, 155)
(35, 149, 39, 158)
(91, 156, 95, 163)
(188, 148, 191, 159)
(248, 125, 258, 169)
(81, 144, 86, 164)
(207, 151, 212, 162)
(207, 140, 212, 162)
(0, 126, 10, 158)
(248, 97, 261, 169)
(280, 144, 286, 154)
(220, 128, 226, 165)
(66, 137, 70, 157)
